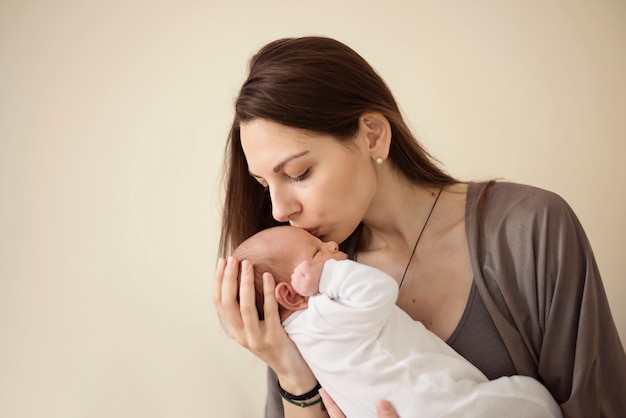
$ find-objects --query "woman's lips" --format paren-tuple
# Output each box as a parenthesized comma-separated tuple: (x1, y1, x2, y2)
(305, 227, 320, 237)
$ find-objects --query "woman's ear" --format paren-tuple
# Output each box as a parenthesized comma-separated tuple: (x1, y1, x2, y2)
(275, 282, 308, 312)
(359, 111, 391, 162)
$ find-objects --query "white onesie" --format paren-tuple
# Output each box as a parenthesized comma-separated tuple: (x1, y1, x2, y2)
(283, 259, 562, 418)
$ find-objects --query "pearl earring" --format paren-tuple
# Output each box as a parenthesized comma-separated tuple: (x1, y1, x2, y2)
(376, 157, 383, 165)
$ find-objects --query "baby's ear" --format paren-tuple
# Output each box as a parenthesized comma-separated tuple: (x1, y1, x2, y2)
(275, 282, 308, 312)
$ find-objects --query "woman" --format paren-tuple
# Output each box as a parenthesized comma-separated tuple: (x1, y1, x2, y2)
(213, 36, 626, 418)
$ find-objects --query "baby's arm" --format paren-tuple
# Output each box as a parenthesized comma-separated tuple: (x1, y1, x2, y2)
(291, 261, 324, 296)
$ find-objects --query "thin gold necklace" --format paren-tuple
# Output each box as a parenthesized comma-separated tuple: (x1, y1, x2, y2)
(398, 186, 444, 288)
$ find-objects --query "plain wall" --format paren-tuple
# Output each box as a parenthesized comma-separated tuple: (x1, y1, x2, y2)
(1, 1, 624, 417)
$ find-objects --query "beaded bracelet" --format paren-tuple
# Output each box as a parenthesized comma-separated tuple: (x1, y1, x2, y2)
(277, 380, 322, 408)
(282, 396, 323, 408)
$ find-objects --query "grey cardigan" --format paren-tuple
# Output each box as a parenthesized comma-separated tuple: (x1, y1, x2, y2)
(467, 181, 625, 417)
(265, 181, 626, 417)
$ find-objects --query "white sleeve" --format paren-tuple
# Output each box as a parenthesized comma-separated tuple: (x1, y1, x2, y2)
(311, 259, 399, 334)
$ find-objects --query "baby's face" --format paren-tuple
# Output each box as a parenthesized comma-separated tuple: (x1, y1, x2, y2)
(274, 226, 348, 268)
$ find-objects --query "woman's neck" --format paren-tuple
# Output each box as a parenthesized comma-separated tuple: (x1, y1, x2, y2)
(356, 179, 468, 285)
(360, 171, 466, 256)
(361, 174, 436, 246)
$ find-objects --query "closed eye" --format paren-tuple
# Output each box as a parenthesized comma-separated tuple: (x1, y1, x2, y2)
(289, 168, 310, 183)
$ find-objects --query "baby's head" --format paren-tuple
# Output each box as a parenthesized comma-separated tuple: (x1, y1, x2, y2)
(232, 225, 347, 319)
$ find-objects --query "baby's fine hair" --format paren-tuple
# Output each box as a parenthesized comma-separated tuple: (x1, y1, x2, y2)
(232, 228, 293, 320)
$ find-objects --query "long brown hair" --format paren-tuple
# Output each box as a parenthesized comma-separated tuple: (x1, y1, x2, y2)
(219, 36, 456, 256)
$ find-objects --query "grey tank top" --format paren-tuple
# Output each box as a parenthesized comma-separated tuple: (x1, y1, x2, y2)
(446, 280, 516, 380)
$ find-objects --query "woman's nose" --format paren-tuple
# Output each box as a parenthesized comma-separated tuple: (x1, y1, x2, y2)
(270, 187, 299, 223)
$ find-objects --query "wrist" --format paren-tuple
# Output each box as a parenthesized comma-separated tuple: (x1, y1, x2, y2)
(275, 369, 318, 396)
(278, 380, 323, 408)
(271, 344, 316, 388)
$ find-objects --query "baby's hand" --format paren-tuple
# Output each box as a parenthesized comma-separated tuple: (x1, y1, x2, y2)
(291, 261, 323, 297)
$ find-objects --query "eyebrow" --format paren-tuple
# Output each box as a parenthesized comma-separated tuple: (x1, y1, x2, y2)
(249, 150, 310, 178)
(272, 151, 310, 173)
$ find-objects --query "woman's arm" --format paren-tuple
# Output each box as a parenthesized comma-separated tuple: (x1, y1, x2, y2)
(470, 182, 626, 417)
(535, 194, 626, 416)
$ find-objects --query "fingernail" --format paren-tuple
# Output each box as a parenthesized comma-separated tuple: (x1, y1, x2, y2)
(377, 401, 392, 413)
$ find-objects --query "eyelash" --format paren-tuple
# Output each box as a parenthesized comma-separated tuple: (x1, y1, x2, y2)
(289, 169, 310, 183)
(258, 168, 310, 192)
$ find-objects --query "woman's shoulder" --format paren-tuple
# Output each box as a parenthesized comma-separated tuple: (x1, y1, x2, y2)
(467, 180, 573, 224)
(468, 180, 565, 205)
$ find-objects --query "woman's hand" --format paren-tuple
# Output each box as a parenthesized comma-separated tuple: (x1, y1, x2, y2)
(319, 388, 344, 418)
(319, 389, 399, 418)
(213, 256, 317, 392)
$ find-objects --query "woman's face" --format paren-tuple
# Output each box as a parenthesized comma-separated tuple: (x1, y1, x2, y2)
(240, 118, 377, 244)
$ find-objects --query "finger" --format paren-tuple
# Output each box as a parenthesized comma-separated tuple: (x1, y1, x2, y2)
(212, 257, 233, 336)
(376, 400, 399, 418)
(297, 260, 311, 273)
(212, 257, 227, 306)
(319, 388, 346, 418)
(240, 259, 261, 327)
(220, 256, 241, 312)
(261, 272, 280, 325)
(218, 257, 246, 341)
(290, 270, 301, 285)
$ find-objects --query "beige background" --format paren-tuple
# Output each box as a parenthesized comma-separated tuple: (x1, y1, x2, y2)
(1, 1, 624, 417)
